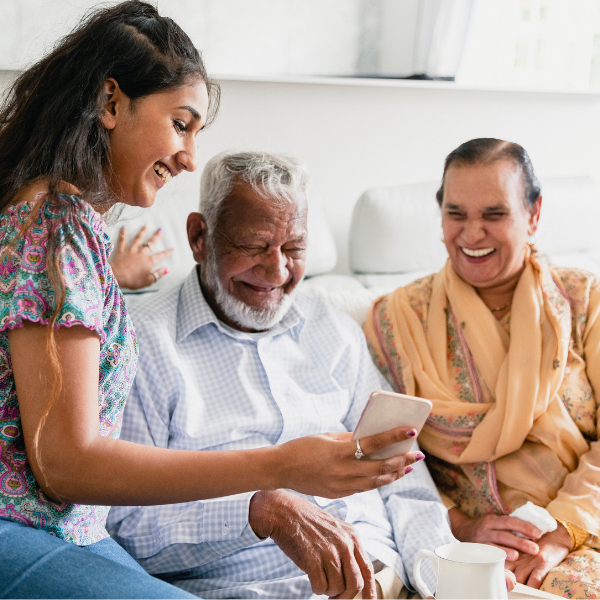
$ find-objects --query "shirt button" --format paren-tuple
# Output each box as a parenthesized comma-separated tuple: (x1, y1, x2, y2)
(222, 522, 230, 536)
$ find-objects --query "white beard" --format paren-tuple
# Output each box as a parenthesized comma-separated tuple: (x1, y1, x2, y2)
(203, 249, 298, 331)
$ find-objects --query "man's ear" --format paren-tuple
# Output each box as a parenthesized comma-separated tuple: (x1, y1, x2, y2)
(99, 78, 128, 130)
(187, 212, 209, 263)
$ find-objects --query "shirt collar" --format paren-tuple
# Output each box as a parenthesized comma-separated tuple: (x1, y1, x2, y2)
(176, 267, 306, 343)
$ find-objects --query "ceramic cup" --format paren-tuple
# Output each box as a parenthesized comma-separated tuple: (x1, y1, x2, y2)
(414, 542, 508, 599)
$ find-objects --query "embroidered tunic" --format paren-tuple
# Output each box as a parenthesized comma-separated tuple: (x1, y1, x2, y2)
(0, 194, 137, 544)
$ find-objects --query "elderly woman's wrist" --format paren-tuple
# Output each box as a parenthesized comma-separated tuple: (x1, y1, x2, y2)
(552, 516, 589, 551)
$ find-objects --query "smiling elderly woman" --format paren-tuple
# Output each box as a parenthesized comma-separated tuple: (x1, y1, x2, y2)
(364, 138, 600, 598)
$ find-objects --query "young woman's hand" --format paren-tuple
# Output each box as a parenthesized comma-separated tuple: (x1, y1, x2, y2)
(276, 428, 424, 499)
(110, 225, 173, 289)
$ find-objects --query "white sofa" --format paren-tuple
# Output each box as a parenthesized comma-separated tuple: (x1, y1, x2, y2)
(106, 176, 600, 326)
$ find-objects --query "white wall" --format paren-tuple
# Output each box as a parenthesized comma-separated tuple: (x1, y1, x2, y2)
(2, 70, 600, 273)
(1, 0, 364, 76)
(457, 0, 600, 91)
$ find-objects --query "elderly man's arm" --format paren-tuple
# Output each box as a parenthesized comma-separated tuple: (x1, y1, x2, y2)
(250, 490, 377, 599)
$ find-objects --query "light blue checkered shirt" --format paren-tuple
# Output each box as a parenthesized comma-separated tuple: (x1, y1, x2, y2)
(107, 268, 456, 598)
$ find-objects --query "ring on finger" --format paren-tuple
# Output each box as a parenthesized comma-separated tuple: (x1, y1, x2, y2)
(143, 242, 153, 252)
(355, 439, 364, 460)
(152, 271, 160, 283)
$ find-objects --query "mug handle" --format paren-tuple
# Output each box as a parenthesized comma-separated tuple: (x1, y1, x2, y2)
(413, 549, 437, 599)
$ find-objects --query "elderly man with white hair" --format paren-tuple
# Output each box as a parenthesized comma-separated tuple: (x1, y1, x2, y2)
(107, 151, 456, 599)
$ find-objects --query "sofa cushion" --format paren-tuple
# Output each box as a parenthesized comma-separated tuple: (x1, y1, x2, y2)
(536, 176, 600, 255)
(349, 181, 446, 274)
(300, 275, 375, 327)
(354, 271, 438, 293)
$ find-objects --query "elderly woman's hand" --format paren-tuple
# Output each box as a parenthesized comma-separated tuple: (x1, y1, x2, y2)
(506, 524, 571, 589)
(110, 225, 173, 290)
(449, 508, 542, 562)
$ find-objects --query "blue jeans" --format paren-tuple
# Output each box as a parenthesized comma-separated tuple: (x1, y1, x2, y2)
(0, 518, 196, 599)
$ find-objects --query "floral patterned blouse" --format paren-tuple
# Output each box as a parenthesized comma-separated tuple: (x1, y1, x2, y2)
(0, 194, 138, 545)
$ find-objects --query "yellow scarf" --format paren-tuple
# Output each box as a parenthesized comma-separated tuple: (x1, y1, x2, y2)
(365, 249, 599, 534)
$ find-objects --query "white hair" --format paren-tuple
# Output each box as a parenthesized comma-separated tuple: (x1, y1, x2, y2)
(199, 150, 310, 232)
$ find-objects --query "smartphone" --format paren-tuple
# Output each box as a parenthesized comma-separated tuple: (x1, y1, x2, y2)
(352, 390, 432, 460)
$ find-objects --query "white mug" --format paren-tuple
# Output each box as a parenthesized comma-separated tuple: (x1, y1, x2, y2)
(414, 542, 508, 599)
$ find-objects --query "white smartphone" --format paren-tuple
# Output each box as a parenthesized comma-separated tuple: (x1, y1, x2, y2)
(352, 390, 432, 460)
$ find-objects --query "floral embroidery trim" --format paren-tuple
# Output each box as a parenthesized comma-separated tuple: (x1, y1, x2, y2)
(448, 303, 483, 405)
(372, 297, 406, 394)
(487, 460, 508, 515)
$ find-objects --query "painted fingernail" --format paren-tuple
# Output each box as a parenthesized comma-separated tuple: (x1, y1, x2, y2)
(416, 453, 425, 461)
(164, 267, 170, 274)
(407, 429, 417, 438)
(157, 228, 162, 232)
(120, 225, 125, 230)
(405, 466, 414, 474)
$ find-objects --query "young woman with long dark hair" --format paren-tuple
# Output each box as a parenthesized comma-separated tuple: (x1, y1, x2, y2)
(0, 2, 417, 596)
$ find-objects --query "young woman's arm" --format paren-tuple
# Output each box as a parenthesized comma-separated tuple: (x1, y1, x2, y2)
(9, 322, 419, 505)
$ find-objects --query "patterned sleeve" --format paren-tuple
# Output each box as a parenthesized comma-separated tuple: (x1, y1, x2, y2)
(547, 280, 600, 538)
(0, 195, 111, 343)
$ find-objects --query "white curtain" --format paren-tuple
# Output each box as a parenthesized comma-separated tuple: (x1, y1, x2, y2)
(413, 0, 474, 79)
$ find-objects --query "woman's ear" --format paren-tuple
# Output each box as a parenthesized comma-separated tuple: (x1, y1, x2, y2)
(99, 78, 128, 130)
(528, 196, 542, 235)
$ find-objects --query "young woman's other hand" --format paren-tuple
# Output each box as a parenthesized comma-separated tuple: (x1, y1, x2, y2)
(110, 225, 173, 289)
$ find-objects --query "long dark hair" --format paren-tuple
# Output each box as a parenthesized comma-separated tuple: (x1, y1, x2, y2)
(0, 0, 219, 492)
(436, 138, 541, 207)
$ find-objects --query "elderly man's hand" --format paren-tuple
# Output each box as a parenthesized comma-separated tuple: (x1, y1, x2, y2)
(249, 490, 376, 599)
